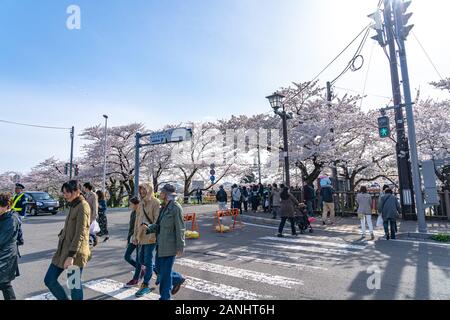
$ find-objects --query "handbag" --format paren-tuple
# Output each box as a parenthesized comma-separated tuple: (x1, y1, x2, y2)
(376, 215, 384, 228)
(90, 220, 100, 234)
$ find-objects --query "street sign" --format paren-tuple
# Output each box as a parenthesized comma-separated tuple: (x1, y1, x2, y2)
(148, 128, 193, 146)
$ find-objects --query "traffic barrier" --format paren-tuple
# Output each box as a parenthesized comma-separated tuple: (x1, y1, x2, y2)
(213, 209, 243, 233)
(184, 213, 199, 232)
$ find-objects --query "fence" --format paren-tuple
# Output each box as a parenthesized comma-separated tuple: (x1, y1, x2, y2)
(292, 190, 449, 220)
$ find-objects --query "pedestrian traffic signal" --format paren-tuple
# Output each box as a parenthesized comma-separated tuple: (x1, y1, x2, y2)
(368, 10, 386, 47)
(64, 163, 69, 175)
(394, 0, 414, 40)
(378, 116, 390, 138)
(74, 164, 79, 176)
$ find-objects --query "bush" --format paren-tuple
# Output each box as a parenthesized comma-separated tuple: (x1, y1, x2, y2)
(430, 234, 450, 242)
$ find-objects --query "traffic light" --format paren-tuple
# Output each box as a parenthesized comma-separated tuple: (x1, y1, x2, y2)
(74, 164, 79, 176)
(64, 163, 69, 175)
(368, 10, 386, 47)
(394, 0, 414, 40)
(378, 116, 390, 138)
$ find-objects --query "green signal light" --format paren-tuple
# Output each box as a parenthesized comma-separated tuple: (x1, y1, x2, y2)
(380, 128, 389, 138)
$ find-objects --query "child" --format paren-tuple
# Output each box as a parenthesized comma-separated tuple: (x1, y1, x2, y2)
(0, 192, 21, 300)
(295, 203, 314, 234)
(124, 197, 144, 287)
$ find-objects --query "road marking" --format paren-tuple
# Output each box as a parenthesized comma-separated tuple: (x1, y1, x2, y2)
(230, 247, 342, 262)
(26, 279, 160, 301)
(378, 238, 450, 248)
(176, 258, 303, 288)
(204, 251, 328, 271)
(256, 243, 360, 256)
(83, 278, 160, 300)
(26, 292, 56, 300)
(184, 276, 273, 300)
(245, 221, 385, 236)
(259, 236, 366, 250)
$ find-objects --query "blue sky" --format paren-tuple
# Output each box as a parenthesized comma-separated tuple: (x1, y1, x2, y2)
(1, 0, 449, 173)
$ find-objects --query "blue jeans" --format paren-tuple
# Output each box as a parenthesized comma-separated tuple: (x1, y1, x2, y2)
(44, 263, 83, 300)
(124, 243, 141, 280)
(154, 255, 184, 300)
(140, 244, 156, 285)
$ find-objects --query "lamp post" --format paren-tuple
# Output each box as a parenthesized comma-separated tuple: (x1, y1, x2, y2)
(102, 115, 108, 193)
(266, 92, 293, 187)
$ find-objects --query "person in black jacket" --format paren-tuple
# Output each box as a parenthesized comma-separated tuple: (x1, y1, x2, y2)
(0, 192, 21, 300)
(216, 186, 228, 211)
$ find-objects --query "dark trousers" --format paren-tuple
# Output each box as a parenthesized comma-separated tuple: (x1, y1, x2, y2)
(154, 255, 184, 301)
(243, 201, 248, 212)
(384, 219, 397, 239)
(44, 264, 83, 300)
(140, 244, 156, 285)
(232, 201, 242, 214)
(97, 212, 108, 236)
(196, 197, 202, 204)
(278, 217, 297, 235)
(251, 199, 259, 211)
(0, 282, 16, 300)
(124, 242, 141, 280)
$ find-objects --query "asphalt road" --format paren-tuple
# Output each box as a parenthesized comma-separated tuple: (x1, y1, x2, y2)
(11, 205, 450, 300)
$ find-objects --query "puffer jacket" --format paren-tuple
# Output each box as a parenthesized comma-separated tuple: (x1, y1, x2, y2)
(0, 211, 20, 284)
(133, 183, 160, 245)
(280, 194, 299, 218)
(52, 197, 92, 269)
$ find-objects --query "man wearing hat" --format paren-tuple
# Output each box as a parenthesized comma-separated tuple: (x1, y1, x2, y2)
(145, 184, 186, 300)
(11, 184, 27, 218)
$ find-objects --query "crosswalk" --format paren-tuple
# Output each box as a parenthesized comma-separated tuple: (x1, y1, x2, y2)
(27, 231, 370, 301)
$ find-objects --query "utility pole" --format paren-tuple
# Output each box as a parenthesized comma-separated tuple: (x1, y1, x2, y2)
(69, 126, 74, 180)
(282, 109, 291, 188)
(394, 0, 427, 232)
(327, 81, 339, 191)
(383, 0, 415, 217)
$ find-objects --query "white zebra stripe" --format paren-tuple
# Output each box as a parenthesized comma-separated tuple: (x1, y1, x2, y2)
(230, 247, 342, 262)
(204, 251, 328, 271)
(256, 243, 359, 256)
(184, 276, 273, 300)
(176, 258, 303, 288)
(259, 236, 366, 250)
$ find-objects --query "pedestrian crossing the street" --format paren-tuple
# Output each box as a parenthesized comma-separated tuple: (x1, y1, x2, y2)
(26, 232, 372, 301)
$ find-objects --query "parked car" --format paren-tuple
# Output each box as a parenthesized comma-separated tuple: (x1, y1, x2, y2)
(25, 191, 60, 216)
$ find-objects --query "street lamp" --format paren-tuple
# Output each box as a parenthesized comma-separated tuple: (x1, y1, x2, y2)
(266, 92, 293, 187)
(102, 115, 108, 193)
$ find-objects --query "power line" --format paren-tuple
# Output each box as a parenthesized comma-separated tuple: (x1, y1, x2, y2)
(283, 23, 372, 105)
(411, 31, 444, 81)
(0, 119, 71, 130)
(333, 86, 391, 100)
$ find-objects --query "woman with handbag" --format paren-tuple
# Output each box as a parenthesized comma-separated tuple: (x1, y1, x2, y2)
(356, 186, 374, 240)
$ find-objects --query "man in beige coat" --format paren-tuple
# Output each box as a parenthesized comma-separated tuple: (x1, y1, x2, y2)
(132, 183, 160, 297)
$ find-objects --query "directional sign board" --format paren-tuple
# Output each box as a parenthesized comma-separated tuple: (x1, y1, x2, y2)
(148, 128, 192, 146)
